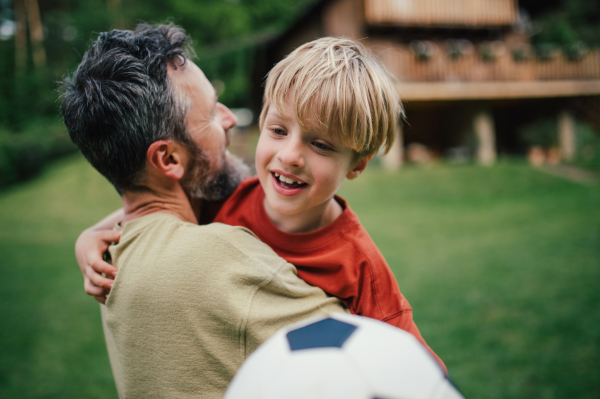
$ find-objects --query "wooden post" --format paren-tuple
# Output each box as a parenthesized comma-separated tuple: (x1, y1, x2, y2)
(474, 111, 497, 166)
(558, 111, 576, 162)
(380, 121, 404, 170)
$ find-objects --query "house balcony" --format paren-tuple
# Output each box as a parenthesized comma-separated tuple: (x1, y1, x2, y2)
(372, 41, 600, 101)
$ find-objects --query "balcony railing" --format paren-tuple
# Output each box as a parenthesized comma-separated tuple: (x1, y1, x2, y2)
(365, 0, 519, 27)
(376, 43, 600, 83)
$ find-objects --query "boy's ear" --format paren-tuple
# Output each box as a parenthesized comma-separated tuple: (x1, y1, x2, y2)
(146, 140, 187, 181)
(346, 154, 373, 180)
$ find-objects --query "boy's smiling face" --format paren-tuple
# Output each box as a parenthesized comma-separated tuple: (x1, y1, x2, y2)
(255, 97, 370, 232)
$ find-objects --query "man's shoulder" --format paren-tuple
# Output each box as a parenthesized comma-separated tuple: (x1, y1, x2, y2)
(119, 212, 286, 273)
(122, 211, 254, 238)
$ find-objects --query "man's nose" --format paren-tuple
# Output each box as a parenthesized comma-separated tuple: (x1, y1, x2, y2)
(277, 138, 305, 168)
(218, 103, 238, 131)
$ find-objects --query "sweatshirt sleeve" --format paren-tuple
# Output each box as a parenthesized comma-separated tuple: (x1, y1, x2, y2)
(218, 226, 349, 358)
(244, 258, 349, 356)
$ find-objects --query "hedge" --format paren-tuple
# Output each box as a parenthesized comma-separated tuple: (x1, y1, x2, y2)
(0, 120, 78, 188)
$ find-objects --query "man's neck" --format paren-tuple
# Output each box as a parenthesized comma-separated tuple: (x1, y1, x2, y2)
(121, 186, 199, 225)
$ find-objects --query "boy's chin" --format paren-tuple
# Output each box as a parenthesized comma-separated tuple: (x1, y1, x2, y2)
(264, 197, 307, 217)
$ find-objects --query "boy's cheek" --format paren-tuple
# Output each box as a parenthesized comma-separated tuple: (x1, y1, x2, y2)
(254, 139, 272, 179)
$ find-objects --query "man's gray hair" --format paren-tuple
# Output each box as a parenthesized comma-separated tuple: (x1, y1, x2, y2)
(61, 23, 194, 193)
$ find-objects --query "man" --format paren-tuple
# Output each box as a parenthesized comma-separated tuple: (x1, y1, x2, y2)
(62, 23, 346, 398)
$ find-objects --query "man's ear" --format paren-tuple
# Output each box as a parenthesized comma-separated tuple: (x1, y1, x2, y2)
(346, 153, 373, 180)
(146, 140, 187, 181)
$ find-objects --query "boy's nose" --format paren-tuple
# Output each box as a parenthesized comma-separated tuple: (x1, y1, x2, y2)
(277, 140, 305, 168)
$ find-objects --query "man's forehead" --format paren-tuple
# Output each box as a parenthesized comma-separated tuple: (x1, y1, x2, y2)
(168, 61, 208, 89)
(168, 60, 217, 111)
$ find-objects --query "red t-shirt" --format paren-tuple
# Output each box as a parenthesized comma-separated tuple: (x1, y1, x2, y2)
(214, 177, 445, 371)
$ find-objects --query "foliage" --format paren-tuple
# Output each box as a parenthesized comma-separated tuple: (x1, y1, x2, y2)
(479, 41, 500, 62)
(519, 118, 559, 149)
(0, 0, 318, 131)
(531, 0, 600, 49)
(0, 119, 76, 188)
(534, 43, 559, 61)
(519, 118, 600, 170)
(410, 40, 436, 62)
(564, 41, 589, 61)
(511, 43, 533, 62)
(574, 122, 600, 171)
(445, 39, 473, 61)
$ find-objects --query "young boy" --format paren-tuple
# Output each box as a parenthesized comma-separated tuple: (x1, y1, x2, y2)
(213, 38, 445, 371)
(78, 37, 446, 371)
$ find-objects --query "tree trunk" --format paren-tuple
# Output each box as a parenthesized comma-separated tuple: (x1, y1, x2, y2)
(24, 0, 46, 69)
(14, 0, 27, 76)
(107, 0, 124, 29)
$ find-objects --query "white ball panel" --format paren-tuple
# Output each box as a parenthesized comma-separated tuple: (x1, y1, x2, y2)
(259, 349, 371, 399)
(224, 330, 290, 399)
(225, 314, 464, 399)
(337, 315, 445, 399)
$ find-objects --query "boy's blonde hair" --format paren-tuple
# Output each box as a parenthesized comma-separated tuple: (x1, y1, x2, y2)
(260, 37, 403, 156)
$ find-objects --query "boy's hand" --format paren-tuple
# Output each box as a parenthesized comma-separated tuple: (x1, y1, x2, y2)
(75, 228, 121, 304)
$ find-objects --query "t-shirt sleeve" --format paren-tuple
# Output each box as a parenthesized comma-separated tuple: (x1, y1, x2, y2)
(337, 233, 448, 374)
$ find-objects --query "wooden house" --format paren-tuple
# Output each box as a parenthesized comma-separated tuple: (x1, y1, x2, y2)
(254, 0, 600, 167)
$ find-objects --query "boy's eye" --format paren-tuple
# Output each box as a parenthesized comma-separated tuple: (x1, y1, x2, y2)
(313, 141, 332, 151)
(272, 128, 286, 136)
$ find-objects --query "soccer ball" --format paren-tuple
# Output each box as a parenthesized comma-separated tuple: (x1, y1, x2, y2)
(225, 313, 463, 399)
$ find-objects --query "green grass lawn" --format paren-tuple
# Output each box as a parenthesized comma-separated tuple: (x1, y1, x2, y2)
(1, 155, 598, 398)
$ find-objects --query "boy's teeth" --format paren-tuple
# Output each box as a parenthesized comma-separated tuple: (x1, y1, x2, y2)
(274, 172, 304, 185)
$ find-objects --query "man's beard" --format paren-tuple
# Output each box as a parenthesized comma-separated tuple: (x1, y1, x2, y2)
(181, 145, 250, 202)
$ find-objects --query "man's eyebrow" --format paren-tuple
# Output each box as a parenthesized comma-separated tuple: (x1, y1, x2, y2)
(212, 92, 218, 118)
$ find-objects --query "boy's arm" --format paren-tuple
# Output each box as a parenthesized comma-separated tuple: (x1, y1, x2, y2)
(293, 227, 448, 374)
(75, 209, 123, 304)
(347, 252, 448, 374)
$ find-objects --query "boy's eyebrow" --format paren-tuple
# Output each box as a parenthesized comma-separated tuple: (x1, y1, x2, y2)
(266, 108, 291, 122)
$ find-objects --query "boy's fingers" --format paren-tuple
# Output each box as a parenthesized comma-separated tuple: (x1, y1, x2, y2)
(98, 230, 121, 244)
(84, 279, 109, 297)
(94, 295, 107, 305)
(86, 267, 114, 289)
(90, 259, 118, 278)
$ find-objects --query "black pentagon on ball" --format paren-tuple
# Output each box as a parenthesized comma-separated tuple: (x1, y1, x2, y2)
(286, 318, 358, 351)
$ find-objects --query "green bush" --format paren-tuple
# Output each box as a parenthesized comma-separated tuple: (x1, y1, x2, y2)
(0, 137, 45, 186)
(519, 118, 558, 149)
(0, 120, 77, 188)
(575, 122, 600, 170)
